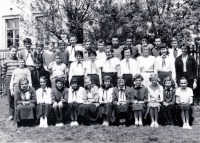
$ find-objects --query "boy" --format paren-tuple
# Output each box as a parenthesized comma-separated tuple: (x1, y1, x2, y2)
(33, 41, 44, 63)
(169, 37, 182, 59)
(96, 39, 106, 61)
(2, 45, 19, 120)
(150, 37, 162, 57)
(176, 77, 193, 129)
(111, 35, 123, 60)
(19, 38, 35, 70)
(83, 39, 92, 61)
(43, 41, 55, 71)
(125, 37, 139, 59)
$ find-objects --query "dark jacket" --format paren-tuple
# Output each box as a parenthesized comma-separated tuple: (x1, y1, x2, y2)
(112, 86, 132, 104)
(175, 55, 197, 80)
(51, 87, 68, 104)
(131, 86, 148, 103)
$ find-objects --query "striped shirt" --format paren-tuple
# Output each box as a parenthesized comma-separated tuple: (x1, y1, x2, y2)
(2, 57, 19, 76)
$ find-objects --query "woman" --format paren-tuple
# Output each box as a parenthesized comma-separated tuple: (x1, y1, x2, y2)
(78, 76, 100, 125)
(175, 43, 197, 89)
(144, 74, 163, 127)
(137, 45, 156, 87)
(132, 74, 148, 126)
(15, 77, 36, 127)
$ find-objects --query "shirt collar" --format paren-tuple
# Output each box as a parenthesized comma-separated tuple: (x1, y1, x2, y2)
(118, 86, 125, 91)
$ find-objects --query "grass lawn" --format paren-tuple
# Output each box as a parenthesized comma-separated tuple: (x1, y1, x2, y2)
(0, 96, 200, 143)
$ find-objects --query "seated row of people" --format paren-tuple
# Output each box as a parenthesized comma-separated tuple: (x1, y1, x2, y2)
(15, 74, 193, 129)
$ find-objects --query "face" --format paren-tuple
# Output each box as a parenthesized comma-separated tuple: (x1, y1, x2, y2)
(85, 78, 92, 89)
(34, 62, 42, 69)
(10, 48, 17, 57)
(59, 43, 65, 50)
(71, 82, 78, 90)
(69, 37, 77, 46)
(112, 38, 119, 46)
(171, 41, 178, 48)
(85, 42, 91, 50)
(181, 46, 188, 55)
(40, 78, 47, 89)
(126, 38, 132, 46)
(24, 42, 31, 50)
(104, 79, 111, 88)
(155, 38, 161, 47)
(48, 43, 54, 51)
(20, 80, 28, 90)
(124, 49, 131, 59)
(89, 53, 96, 61)
(165, 81, 172, 89)
(75, 54, 83, 62)
(180, 79, 188, 89)
(142, 47, 149, 56)
(36, 45, 43, 52)
(160, 48, 167, 56)
(135, 78, 142, 87)
(55, 56, 62, 64)
(56, 81, 64, 89)
(151, 78, 158, 86)
(97, 43, 104, 51)
(18, 60, 25, 68)
(118, 79, 125, 89)
(105, 49, 112, 58)
(141, 38, 147, 45)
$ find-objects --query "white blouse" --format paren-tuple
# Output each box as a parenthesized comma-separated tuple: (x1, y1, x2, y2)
(120, 58, 138, 77)
(99, 87, 113, 103)
(69, 61, 85, 82)
(84, 59, 102, 75)
(137, 56, 156, 73)
(36, 87, 52, 104)
(68, 87, 84, 103)
(96, 50, 106, 61)
(148, 84, 163, 102)
(102, 57, 120, 73)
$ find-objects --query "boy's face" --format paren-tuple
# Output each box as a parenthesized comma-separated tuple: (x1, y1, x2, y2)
(104, 80, 111, 88)
(85, 78, 92, 89)
(171, 41, 178, 48)
(124, 49, 131, 59)
(89, 53, 96, 62)
(126, 38, 132, 46)
(135, 78, 142, 87)
(48, 43, 54, 51)
(155, 38, 161, 47)
(69, 37, 77, 46)
(36, 45, 43, 53)
(24, 42, 31, 50)
(97, 43, 104, 51)
(118, 79, 125, 89)
(20, 81, 29, 90)
(105, 49, 112, 58)
(56, 81, 64, 89)
(18, 60, 25, 68)
(71, 82, 78, 90)
(180, 79, 188, 89)
(34, 62, 42, 69)
(112, 38, 119, 46)
(142, 47, 149, 56)
(10, 48, 17, 57)
(75, 54, 83, 62)
(141, 38, 147, 45)
(165, 81, 172, 89)
(160, 48, 167, 56)
(55, 56, 62, 64)
(59, 43, 65, 50)
(85, 42, 91, 50)
(40, 79, 47, 89)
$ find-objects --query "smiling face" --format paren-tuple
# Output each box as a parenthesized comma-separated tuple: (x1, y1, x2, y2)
(181, 46, 188, 55)
(89, 53, 96, 62)
(24, 42, 31, 50)
(142, 46, 150, 56)
(124, 49, 131, 59)
(97, 43, 104, 51)
(9, 48, 17, 58)
(135, 78, 142, 87)
(160, 47, 167, 56)
(118, 79, 125, 89)
(20, 80, 29, 90)
(180, 79, 188, 89)
(40, 78, 47, 89)
(126, 38, 133, 46)
(71, 82, 78, 90)
(85, 78, 92, 89)
(18, 60, 25, 68)
(69, 37, 77, 46)
(55, 56, 62, 64)
(105, 48, 112, 58)
(56, 81, 64, 89)
(104, 79, 111, 88)
(75, 54, 83, 62)
(151, 78, 158, 86)
(165, 81, 172, 89)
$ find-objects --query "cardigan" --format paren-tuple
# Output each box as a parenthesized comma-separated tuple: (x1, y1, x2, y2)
(132, 86, 148, 102)
(163, 88, 176, 104)
(82, 85, 99, 103)
(51, 88, 68, 104)
(112, 86, 132, 103)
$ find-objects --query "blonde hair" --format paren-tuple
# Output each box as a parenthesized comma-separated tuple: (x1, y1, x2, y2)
(149, 73, 160, 82)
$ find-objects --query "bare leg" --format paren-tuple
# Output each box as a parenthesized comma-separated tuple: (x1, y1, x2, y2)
(185, 110, 189, 124)
(154, 107, 158, 122)
(134, 111, 138, 124)
(181, 110, 186, 125)
(138, 110, 143, 125)
(149, 108, 154, 122)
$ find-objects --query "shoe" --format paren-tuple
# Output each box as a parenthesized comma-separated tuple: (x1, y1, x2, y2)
(74, 121, 79, 126)
(138, 121, 143, 126)
(70, 121, 75, 126)
(59, 123, 64, 126)
(7, 116, 13, 121)
(135, 120, 139, 126)
(186, 123, 192, 129)
(150, 122, 154, 127)
(56, 123, 60, 127)
(43, 117, 48, 128)
(182, 123, 187, 129)
(154, 122, 159, 127)
(102, 121, 106, 126)
(39, 117, 44, 128)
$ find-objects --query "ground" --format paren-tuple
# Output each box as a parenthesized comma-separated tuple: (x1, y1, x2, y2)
(0, 96, 200, 143)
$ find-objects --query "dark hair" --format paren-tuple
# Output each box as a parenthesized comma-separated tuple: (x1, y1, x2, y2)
(112, 35, 118, 39)
(159, 44, 169, 56)
(88, 49, 97, 57)
(55, 77, 65, 84)
(40, 76, 47, 82)
(117, 77, 126, 83)
(23, 38, 32, 44)
(68, 34, 77, 40)
(105, 46, 114, 53)
(9, 45, 18, 51)
(70, 77, 79, 85)
(126, 36, 133, 40)
(54, 52, 62, 59)
(121, 46, 132, 59)
(163, 76, 175, 89)
(45, 41, 55, 45)
(36, 41, 44, 47)
(171, 37, 178, 43)
(97, 39, 105, 44)
(179, 77, 188, 82)
(133, 74, 144, 81)
(58, 40, 66, 46)
(180, 42, 190, 54)
(101, 76, 113, 89)
(34, 58, 42, 64)
(75, 50, 83, 58)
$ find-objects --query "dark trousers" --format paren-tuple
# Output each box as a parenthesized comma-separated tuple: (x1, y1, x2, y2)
(6, 75, 14, 116)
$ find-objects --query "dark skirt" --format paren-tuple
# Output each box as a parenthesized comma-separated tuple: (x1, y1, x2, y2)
(117, 105, 128, 113)
(178, 103, 191, 110)
(122, 74, 133, 87)
(158, 71, 172, 86)
(132, 103, 146, 113)
(78, 104, 99, 121)
(161, 104, 175, 111)
(36, 104, 52, 119)
(72, 75, 84, 87)
(88, 74, 100, 87)
(16, 103, 36, 122)
(102, 72, 117, 87)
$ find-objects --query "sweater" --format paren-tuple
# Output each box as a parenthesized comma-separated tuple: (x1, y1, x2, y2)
(1, 57, 19, 76)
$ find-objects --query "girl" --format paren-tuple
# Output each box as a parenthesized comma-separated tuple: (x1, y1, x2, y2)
(175, 43, 197, 89)
(102, 46, 120, 87)
(48, 52, 68, 88)
(78, 76, 99, 125)
(69, 50, 85, 87)
(99, 76, 114, 126)
(145, 74, 163, 127)
(120, 46, 137, 87)
(10, 58, 32, 97)
(84, 49, 102, 87)
(51, 77, 68, 126)
(161, 76, 176, 126)
(132, 74, 148, 126)
(137, 45, 156, 87)
(155, 45, 176, 86)
(68, 77, 84, 126)
(176, 77, 193, 129)
(112, 77, 132, 126)
(15, 77, 36, 127)
(36, 76, 52, 128)
(31, 58, 50, 90)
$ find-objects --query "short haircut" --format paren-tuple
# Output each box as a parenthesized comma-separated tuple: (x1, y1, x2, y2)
(97, 39, 104, 44)
(159, 44, 169, 55)
(101, 76, 113, 89)
(55, 77, 65, 84)
(34, 58, 42, 64)
(54, 52, 62, 59)
(105, 46, 114, 53)
(126, 36, 133, 40)
(180, 42, 190, 54)
(163, 76, 175, 89)
(68, 34, 77, 40)
(45, 41, 55, 45)
(58, 40, 66, 46)
(9, 45, 18, 51)
(23, 38, 32, 44)
(18, 58, 26, 63)
(40, 76, 47, 82)
(88, 49, 97, 57)
(75, 50, 83, 58)
(84, 39, 91, 43)
(171, 37, 178, 43)
(133, 74, 144, 81)
(149, 73, 160, 82)
(19, 77, 29, 86)
(112, 35, 118, 39)
(117, 77, 126, 82)
(179, 77, 188, 82)
(70, 77, 79, 85)
(36, 41, 44, 47)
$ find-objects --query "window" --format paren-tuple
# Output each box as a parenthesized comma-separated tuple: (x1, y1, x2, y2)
(6, 18, 19, 48)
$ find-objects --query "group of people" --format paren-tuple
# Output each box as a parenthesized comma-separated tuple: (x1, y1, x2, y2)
(2, 34, 197, 129)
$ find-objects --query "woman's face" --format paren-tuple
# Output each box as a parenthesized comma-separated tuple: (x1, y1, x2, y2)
(75, 54, 83, 62)
(20, 80, 28, 90)
(135, 78, 142, 87)
(151, 78, 158, 86)
(165, 81, 172, 89)
(40, 79, 47, 89)
(105, 49, 112, 58)
(160, 48, 167, 56)
(104, 79, 111, 88)
(34, 62, 42, 69)
(56, 81, 64, 89)
(142, 47, 149, 56)
(19, 60, 25, 68)
(181, 46, 188, 55)
(71, 82, 78, 90)
(85, 78, 92, 89)
(89, 53, 96, 62)
(171, 41, 178, 48)
(124, 49, 131, 59)
(24, 42, 31, 50)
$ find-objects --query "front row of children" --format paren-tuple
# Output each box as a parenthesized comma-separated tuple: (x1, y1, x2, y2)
(15, 73, 193, 129)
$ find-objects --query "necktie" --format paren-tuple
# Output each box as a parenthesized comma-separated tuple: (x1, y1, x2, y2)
(34, 69, 40, 82)
(126, 59, 130, 70)
(26, 50, 32, 60)
(72, 45, 75, 56)
(173, 48, 177, 58)
(120, 89, 124, 101)
(106, 58, 111, 68)
(42, 89, 46, 98)
(162, 56, 166, 69)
